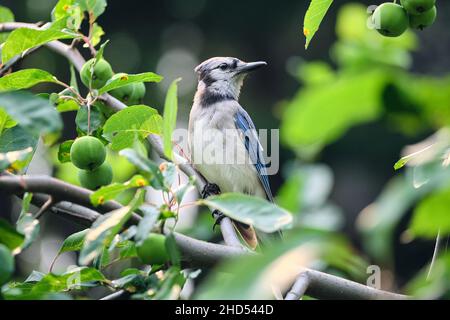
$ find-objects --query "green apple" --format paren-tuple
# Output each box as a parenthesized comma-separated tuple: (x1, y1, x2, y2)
(372, 3, 409, 37)
(80, 58, 113, 89)
(70, 136, 106, 170)
(136, 233, 169, 265)
(401, 0, 436, 15)
(78, 162, 113, 190)
(409, 6, 437, 30)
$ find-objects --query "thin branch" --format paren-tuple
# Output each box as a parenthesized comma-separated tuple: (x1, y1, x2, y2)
(301, 268, 408, 300)
(427, 229, 441, 280)
(285, 272, 310, 300)
(99, 290, 128, 300)
(34, 195, 54, 219)
(0, 173, 141, 224)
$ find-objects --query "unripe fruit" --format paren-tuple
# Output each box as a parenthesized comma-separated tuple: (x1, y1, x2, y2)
(70, 136, 106, 170)
(110, 82, 146, 106)
(372, 3, 409, 37)
(78, 162, 113, 190)
(80, 58, 113, 89)
(400, 0, 436, 15)
(136, 233, 169, 265)
(409, 6, 437, 30)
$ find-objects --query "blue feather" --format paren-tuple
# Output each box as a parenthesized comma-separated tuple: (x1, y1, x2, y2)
(234, 109, 274, 202)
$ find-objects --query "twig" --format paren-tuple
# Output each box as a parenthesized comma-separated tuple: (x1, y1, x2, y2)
(100, 290, 127, 300)
(285, 272, 310, 300)
(427, 229, 441, 280)
(34, 196, 54, 219)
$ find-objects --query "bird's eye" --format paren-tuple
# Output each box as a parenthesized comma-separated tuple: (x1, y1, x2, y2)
(219, 63, 228, 70)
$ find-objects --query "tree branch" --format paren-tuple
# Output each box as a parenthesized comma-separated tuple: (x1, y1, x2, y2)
(4, 174, 408, 299)
(284, 272, 310, 300)
(0, 21, 242, 248)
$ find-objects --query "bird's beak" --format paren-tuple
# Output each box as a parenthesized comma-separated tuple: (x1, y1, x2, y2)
(236, 61, 267, 74)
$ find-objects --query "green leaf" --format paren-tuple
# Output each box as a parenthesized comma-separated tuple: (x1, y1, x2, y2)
(103, 105, 162, 151)
(153, 266, 186, 300)
(281, 71, 387, 155)
(0, 126, 38, 155)
(0, 91, 63, 136)
(55, 99, 80, 113)
(59, 229, 89, 254)
(0, 5, 14, 44)
(77, 0, 107, 19)
(174, 176, 196, 203)
(201, 193, 293, 233)
(79, 205, 135, 265)
(0, 219, 24, 254)
(118, 240, 137, 260)
(394, 144, 436, 171)
(1, 18, 77, 64)
(0, 108, 17, 134)
(8, 267, 106, 295)
(410, 188, 450, 239)
(303, 0, 334, 49)
(16, 214, 40, 250)
(57, 140, 74, 163)
(162, 78, 181, 160)
(89, 23, 104, 47)
(0, 69, 59, 92)
(0, 244, 14, 285)
(135, 205, 160, 244)
(19, 193, 33, 221)
(165, 232, 180, 267)
(405, 252, 450, 299)
(98, 72, 162, 95)
(112, 273, 144, 290)
(0, 147, 33, 171)
(25, 270, 45, 283)
(75, 104, 105, 134)
(90, 175, 149, 206)
(52, 0, 83, 30)
(119, 148, 166, 190)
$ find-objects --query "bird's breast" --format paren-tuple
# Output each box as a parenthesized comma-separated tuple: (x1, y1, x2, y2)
(188, 110, 264, 197)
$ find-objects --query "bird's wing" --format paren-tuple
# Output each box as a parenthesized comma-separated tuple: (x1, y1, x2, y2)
(234, 107, 274, 202)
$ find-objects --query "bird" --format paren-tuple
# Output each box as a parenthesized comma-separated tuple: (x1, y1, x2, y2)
(188, 57, 273, 249)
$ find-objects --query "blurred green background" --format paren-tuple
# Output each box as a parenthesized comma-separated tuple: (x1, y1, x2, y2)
(2, 0, 450, 298)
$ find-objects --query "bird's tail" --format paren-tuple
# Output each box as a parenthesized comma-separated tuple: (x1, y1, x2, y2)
(233, 221, 258, 250)
(233, 221, 283, 250)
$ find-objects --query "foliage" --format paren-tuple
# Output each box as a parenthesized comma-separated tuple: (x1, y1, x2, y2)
(0, 0, 449, 301)
(303, 0, 334, 49)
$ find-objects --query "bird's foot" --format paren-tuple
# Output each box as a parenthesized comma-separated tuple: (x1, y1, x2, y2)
(201, 183, 221, 199)
(212, 209, 225, 231)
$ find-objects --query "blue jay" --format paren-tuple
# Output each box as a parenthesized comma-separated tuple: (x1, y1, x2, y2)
(188, 57, 273, 249)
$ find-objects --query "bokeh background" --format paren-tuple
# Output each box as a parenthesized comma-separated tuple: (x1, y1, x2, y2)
(2, 0, 450, 298)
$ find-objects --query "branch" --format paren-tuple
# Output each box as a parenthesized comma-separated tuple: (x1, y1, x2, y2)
(31, 193, 245, 270)
(0, 21, 242, 248)
(35, 193, 409, 299)
(300, 268, 408, 300)
(100, 290, 128, 300)
(284, 272, 310, 300)
(4, 174, 408, 299)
